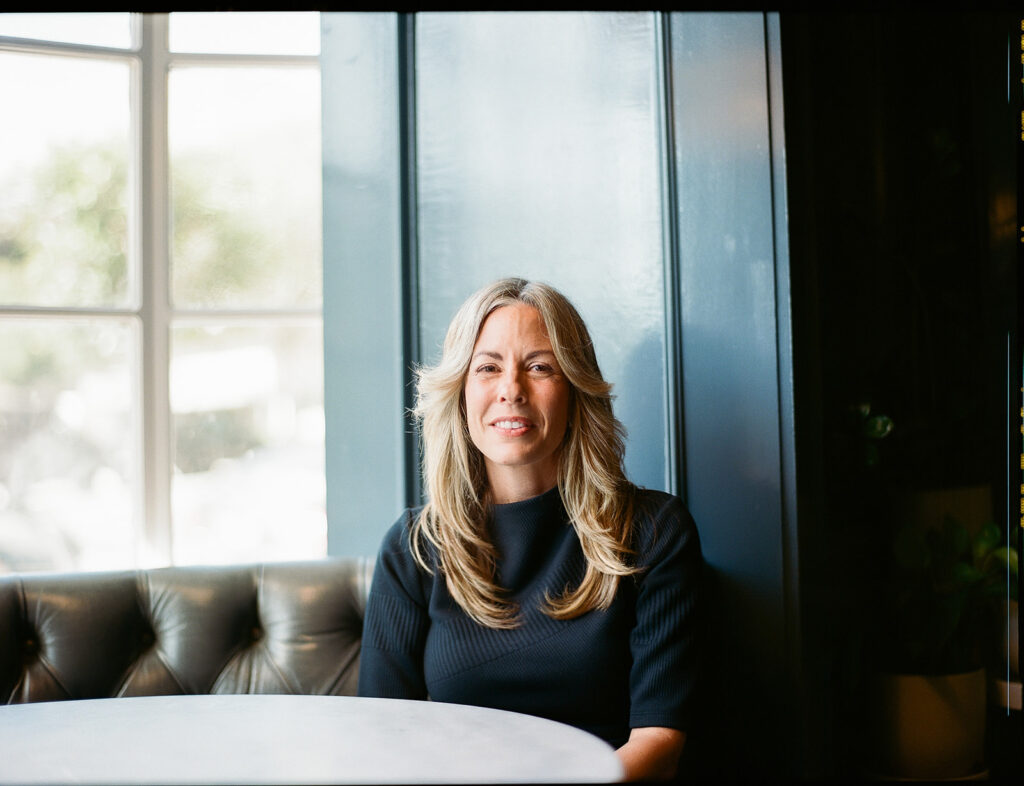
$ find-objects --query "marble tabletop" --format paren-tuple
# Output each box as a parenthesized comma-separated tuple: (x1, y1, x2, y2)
(0, 694, 624, 784)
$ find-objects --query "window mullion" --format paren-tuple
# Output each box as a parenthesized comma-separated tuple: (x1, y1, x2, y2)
(138, 13, 173, 566)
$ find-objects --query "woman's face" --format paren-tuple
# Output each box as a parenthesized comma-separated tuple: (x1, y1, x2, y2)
(463, 303, 570, 503)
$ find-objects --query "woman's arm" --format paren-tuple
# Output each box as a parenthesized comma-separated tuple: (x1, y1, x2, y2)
(616, 727, 686, 781)
(623, 493, 703, 781)
(357, 515, 431, 699)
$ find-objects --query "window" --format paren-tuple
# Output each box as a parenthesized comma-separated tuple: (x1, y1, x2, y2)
(0, 13, 325, 573)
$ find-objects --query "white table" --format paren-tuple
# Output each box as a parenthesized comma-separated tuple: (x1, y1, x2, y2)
(0, 694, 623, 784)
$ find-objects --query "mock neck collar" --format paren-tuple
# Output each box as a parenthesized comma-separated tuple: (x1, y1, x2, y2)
(490, 484, 562, 518)
(488, 485, 570, 591)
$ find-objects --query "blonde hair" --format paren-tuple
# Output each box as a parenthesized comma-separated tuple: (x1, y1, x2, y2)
(411, 277, 639, 629)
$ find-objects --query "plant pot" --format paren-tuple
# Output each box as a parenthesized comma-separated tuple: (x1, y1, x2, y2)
(1001, 599, 1019, 680)
(867, 669, 986, 780)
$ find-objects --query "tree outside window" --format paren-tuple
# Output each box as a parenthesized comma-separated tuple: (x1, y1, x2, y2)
(0, 12, 325, 573)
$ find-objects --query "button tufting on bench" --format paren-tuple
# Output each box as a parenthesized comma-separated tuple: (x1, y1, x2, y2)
(0, 558, 373, 704)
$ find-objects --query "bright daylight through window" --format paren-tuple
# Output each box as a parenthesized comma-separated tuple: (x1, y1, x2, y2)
(0, 12, 325, 573)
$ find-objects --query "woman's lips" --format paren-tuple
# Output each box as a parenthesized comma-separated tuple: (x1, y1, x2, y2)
(490, 417, 534, 436)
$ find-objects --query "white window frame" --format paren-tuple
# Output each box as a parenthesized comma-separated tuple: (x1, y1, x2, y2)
(0, 13, 323, 568)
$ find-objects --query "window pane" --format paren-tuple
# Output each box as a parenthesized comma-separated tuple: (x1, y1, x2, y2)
(0, 13, 132, 49)
(169, 67, 322, 309)
(0, 53, 132, 308)
(415, 12, 669, 490)
(170, 322, 325, 565)
(170, 12, 319, 55)
(0, 318, 140, 574)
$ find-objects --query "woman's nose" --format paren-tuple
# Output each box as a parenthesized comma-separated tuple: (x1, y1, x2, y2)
(498, 369, 526, 403)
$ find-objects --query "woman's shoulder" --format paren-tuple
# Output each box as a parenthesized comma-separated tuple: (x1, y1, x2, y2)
(382, 505, 422, 537)
(379, 505, 427, 555)
(632, 487, 693, 527)
(371, 506, 437, 604)
(378, 504, 445, 576)
(630, 487, 701, 563)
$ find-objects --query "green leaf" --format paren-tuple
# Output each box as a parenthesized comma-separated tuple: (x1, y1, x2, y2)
(863, 414, 894, 440)
(988, 545, 1018, 575)
(951, 561, 984, 587)
(972, 523, 1000, 564)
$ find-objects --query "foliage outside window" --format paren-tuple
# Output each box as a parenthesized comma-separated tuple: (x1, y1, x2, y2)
(0, 13, 325, 573)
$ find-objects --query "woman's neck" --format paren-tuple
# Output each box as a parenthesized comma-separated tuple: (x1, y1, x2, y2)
(485, 463, 559, 505)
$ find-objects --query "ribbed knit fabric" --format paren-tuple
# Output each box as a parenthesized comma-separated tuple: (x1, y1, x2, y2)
(357, 486, 702, 748)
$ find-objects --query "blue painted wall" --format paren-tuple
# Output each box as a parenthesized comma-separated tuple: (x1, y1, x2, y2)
(321, 14, 408, 557)
(667, 13, 798, 774)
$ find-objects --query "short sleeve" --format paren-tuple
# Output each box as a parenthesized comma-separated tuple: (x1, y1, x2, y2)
(356, 511, 432, 700)
(628, 492, 703, 732)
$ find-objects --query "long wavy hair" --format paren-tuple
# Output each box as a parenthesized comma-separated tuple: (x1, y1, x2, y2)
(411, 277, 639, 629)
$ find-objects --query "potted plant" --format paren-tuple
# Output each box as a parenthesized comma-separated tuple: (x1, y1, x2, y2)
(993, 544, 1019, 684)
(866, 515, 1018, 780)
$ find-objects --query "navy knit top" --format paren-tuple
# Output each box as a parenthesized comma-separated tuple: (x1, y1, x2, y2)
(357, 486, 702, 748)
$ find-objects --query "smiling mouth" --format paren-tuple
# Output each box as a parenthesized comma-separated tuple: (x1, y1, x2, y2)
(491, 418, 533, 434)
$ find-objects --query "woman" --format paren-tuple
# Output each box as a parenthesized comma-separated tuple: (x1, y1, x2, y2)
(358, 278, 702, 781)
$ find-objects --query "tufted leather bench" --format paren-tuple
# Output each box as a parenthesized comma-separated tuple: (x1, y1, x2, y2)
(0, 558, 373, 704)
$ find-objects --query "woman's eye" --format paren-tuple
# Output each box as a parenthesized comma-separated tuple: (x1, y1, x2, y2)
(529, 364, 552, 373)
(476, 364, 498, 374)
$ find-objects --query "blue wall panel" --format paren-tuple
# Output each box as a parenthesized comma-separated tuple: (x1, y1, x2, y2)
(321, 14, 408, 557)
(671, 9, 784, 641)
(668, 12, 796, 773)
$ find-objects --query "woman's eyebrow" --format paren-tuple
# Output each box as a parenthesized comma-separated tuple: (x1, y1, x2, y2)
(472, 349, 555, 361)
